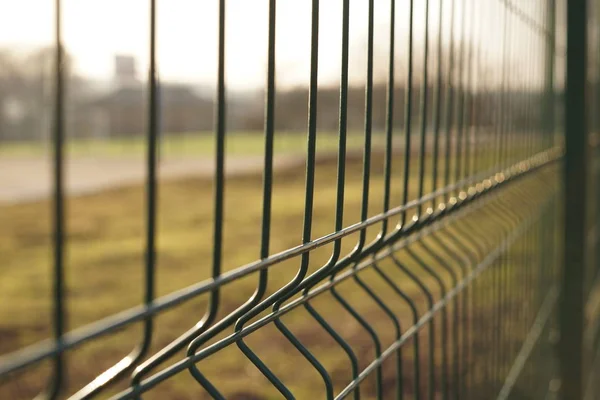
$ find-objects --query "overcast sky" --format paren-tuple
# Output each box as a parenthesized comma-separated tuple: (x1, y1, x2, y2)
(0, 0, 551, 90)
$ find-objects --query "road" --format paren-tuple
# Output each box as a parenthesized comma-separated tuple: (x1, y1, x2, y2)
(0, 134, 490, 204)
(0, 155, 309, 204)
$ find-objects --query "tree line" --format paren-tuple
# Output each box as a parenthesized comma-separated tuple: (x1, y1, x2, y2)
(0, 46, 553, 142)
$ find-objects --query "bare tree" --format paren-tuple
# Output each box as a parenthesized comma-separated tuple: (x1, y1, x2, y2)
(0, 46, 92, 142)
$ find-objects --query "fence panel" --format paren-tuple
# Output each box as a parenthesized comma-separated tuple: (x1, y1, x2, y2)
(0, 0, 597, 399)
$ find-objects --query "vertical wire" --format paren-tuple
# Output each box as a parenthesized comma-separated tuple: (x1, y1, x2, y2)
(516, 28, 537, 388)
(300, 0, 319, 251)
(208, 0, 225, 322)
(476, 0, 486, 176)
(335, 0, 350, 249)
(413, 4, 433, 397)
(359, 0, 375, 242)
(351, 270, 403, 400)
(499, 4, 510, 169)
(48, 0, 66, 397)
(461, 2, 476, 396)
(429, 231, 471, 399)
(544, 0, 555, 153)
(255, 1, 359, 395)
(536, 1, 545, 157)
(443, 223, 478, 400)
(497, 2, 513, 388)
(519, 10, 529, 163)
(452, 0, 468, 398)
(236, 0, 276, 332)
(490, 234, 503, 396)
(390, 254, 436, 400)
(416, 0, 430, 220)
(510, 24, 527, 379)
(506, 4, 515, 168)
(134, 0, 226, 388)
(515, 4, 524, 164)
(255, 0, 275, 312)
(498, 227, 510, 393)
(270, 0, 337, 396)
(522, 220, 534, 389)
(442, 0, 456, 207)
(489, 216, 505, 396)
(453, 0, 467, 200)
(328, 0, 385, 396)
(400, 0, 415, 229)
(471, 0, 483, 178)
(143, 0, 158, 360)
(497, 1, 508, 170)
(430, 0, 445, 215)
(475, 19, 489, 386)
(491, 1, 502, 173)
(497, 149, 512, 388)
(296, 0, 359, 395)
(420, 239, 460, 400)
(462, 0, 476, 183)
(491, 11, 508, 375)
(483, 260, 494, 395)
(484, 0, 495, 174)
(332, 0, 375, 260)
(259, 0, 275, 265)
(185, 1, 249, 398)
(408, 247, 448, 400)
(382, 0, 396, 238)
(505, 188, 519, 384)
(489, 8, 503, 376)
(454, 1, 468, 395)
(526, 10, 537, 160)
(469, 205, 499, 396)
(491, 224, 504, 392)
(466, 232, 477, 398)
(382, 1, 404, 397)
(228, 0, 321, 396)
(372, 262, 421, 399)
(510, 192, 526, 392)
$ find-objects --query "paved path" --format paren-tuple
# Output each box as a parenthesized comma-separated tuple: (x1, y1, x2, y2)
(0, 155, 308, 204)
(0, 135, 484, 205)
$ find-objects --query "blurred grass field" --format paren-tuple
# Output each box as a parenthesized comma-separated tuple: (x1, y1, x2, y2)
(0, 131, 387, 158)
(0, 135, 553, 399)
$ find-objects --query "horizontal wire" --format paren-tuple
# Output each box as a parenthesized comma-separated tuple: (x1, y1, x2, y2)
(0, 147, 563, 381)
(0, 0, 576, 397)
(335, 194, 556, 399)
(109, 156, 560, 399)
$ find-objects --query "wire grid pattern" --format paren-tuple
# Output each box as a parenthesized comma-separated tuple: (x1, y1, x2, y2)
(578, 0, 600, 399)
(0, 0, 586, 399)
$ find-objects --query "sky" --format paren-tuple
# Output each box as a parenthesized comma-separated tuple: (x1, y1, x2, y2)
(0, 0, 551, 91)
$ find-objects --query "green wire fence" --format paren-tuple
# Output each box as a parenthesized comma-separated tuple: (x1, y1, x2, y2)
(0, 0, 599, 399)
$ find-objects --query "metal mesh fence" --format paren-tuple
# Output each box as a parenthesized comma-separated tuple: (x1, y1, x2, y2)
(0, 0, 598, 399)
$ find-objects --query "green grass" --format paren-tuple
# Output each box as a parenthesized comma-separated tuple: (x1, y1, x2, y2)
(0, 131, 388, 158)
(0, 150, 558, 399)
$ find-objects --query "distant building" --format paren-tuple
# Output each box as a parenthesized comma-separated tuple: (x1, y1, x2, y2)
(0, 51, 218, 142)
(76, 55, 214, 138)
(113, 55, 138, 88)
(86, 83, 214, 138)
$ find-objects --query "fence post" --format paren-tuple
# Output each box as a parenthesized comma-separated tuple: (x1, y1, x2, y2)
(560, 0, 589, 399)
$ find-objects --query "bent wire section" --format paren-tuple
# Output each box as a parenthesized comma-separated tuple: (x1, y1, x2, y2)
(0, 0, 570, 399)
